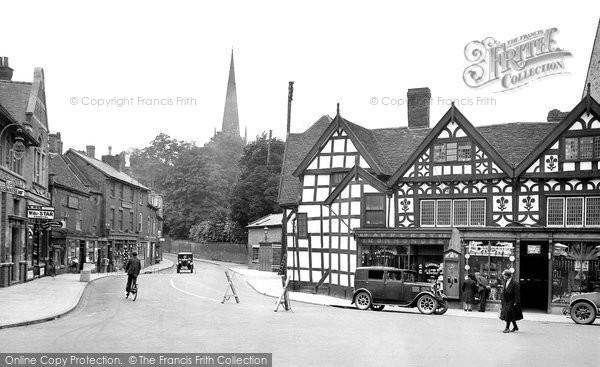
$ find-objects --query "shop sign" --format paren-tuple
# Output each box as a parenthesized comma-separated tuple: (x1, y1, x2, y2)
(575, 261, 589, 271)
(27, 270, 34, 280)
(0, 181, 25, 196)
(467, 241, 513, 257)
(27, 206, 55, 219)
(527, 245, 541, 255)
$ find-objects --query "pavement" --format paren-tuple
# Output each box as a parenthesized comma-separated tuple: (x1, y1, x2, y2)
(0, 257, 573, 330)
(228, 266, 574, 324)
(0, 259, 174, 329)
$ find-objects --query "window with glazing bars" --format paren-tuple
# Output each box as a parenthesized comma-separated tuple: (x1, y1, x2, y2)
(566, 197, 584, 226)
(547, 198, 564, 226)
(297, 213, 308, 239)
(364, 194, 386, 227)
(436, 200, 452, 226)
(458, 142, 471, 161)
(420, 200, 435, 226)
(469, 200, 486, 226)
(586, 197, 600, 226)
(453, 200, 468, 226)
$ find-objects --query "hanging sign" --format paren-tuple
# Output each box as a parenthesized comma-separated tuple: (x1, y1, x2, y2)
(27, 206, 55, 219)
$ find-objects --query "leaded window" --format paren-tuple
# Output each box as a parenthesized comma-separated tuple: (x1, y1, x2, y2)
(453, 200, 469, 226)
(436, 200, 452, 226)
(458, 142, 471, 161)
(564, 136, 600, 160)
(566, 197, 584, 227)
(420, 200, 435, 226)
(297, 213, 308, 239)
(364, 193, 386, 227)
(586, 197, 600, 226)
(547, 198, 565, 226)
(470, 199, 486, 226)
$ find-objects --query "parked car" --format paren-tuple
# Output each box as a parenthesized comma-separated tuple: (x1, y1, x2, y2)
(563, 292, 600, 324)
(352, 266, 448, 315)
(177, 252, 194, 273)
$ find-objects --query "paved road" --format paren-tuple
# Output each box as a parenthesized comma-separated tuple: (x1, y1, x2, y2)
(2, 256, 599, 366)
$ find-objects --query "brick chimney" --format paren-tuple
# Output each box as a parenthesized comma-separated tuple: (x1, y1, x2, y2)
(49, 132, 63, 154)
(102, 154, 122, 171)
(407, 87, 431, 129)
(0, 57, 13, 81)
(547, 109, 568, 122)
(86, 145, 96, 159)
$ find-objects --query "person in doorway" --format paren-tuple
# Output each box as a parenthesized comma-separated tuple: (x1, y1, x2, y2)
(462, 274, 477, 311)
(475, 271, 490, 312)
(124, 251, 141, 298)
(500, 269, 523, 333)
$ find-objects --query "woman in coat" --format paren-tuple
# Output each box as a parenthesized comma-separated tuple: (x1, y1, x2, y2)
(500, 269, 523, 333)
(462, 274, 477, 311)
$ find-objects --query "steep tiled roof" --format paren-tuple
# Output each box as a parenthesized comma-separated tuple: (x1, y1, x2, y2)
(477, 122, 558, 168)
(67, 149, 150, 190)
(584, 19, 600, 101)
(344, 119, 391, 173)
(371, 127, 431, 173)
(0, 80, 32, 124)
(278, 115, 332, 205)
(49, 153, 89, 195)
(246, 213, 283, 228)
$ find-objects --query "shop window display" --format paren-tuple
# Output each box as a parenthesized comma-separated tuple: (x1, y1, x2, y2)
(465, 241, 515, 301)
(552, 242, 600, 304)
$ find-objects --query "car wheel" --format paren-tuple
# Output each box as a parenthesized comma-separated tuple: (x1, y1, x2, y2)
(416, 294, 438, 315)
(570, 301, 597, 325)
(433, 300, 448, 315)
(370, 304, 385, 311)
(354, 291, 372, 311)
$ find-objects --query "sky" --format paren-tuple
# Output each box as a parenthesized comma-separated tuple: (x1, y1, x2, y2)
(2, 1, 600, 156)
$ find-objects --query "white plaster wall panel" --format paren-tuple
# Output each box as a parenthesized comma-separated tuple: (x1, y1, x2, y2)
(363, 185, 378, 194)
(287, 213, 295, 232)
(322, 236, 330, 248)
(592, 120, 600, 129)
(351, 201, 361, 215)
(312, 271, 323, 282)
(443, 165, 451, 175)
(350, 218, 361, 230)
(340, 202, 349, 215)
(304, 175, 315, 187)
(330, 218, 339, 233)
(340, 236, 349, 250)
(302, 189, 314, 202)
(316, 188, 329, 201)
(551, 142, 559, 149)
(346, 140, 357, 152)
(311, 235, 321, 248)
(331, 254, 338, 270)
(580, 162, 592, 171)
(349, 237, 357, 251)
(333, 139, 345, 153)
(404, 166, 415, 178)
(300, 269, 310, 282)
(330, 272, 339, 285)
(350, 255, 357, 270)
(297, 239, 309, 248)
(299, 251, 309, 267)
(299, 205, 320, 218)
(419, 165, 428, 176)
(568, 179, 583, 191)
(322, 140, 332, 153)
(308, 220, 320, 233)
(351, 184, 362, 198)
(308, 158, 318, 170)
(287, 236, 295, 247)
(323, 253, 329, 268)
(463, 165, 472, 175)
(455, 128, 467, 138)
(319, 156, 331, 169)
(563, 162, 575, 171)
(312, 253, 321, 268)
(388, 197, 396, 226)
(494, 215, 510, 227)
(286, 254, 295, 267)
(491, 163, 501, 173)
(340, 254, 349, 272)
(452, 165, 463, 175)
(339, 275, 349, 287)
(438, 130, 450, 139)
(289, 268, 299, 281)
(569, 123, 583, 131)
(318, 175, 330, 186)
(322, 220, 329, 233)
(339, 131, 347, 137)
(359, 156, 370, 169)
(399, 197, 414, 212)
(331, 236, 339, 249)
(349, 274, 355, 285)
(544, 155, 558, 172)
(526, 160, 540, 173)
(331, 155, 344, 168)
(345, 157, 355, 168)
(432, 166, 442, 176)
(582, 113, 593, 124)
(341, 187, 350, 199)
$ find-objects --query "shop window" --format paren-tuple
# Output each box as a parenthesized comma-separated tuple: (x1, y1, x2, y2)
(436, 200, 452, 226)
(363, 193, 386, 227)
(547, 196, 598, 227)
(552, 242, 600, 304)
(420, 200, 435, 226)
(297, 213, 308, 239)
(465, 241, 515, 301)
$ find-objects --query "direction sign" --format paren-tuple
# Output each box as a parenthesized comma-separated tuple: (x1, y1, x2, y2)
(27, 206, 55, 220)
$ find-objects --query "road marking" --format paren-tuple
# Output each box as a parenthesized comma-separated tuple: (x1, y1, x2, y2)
(169, 279, 220, 302)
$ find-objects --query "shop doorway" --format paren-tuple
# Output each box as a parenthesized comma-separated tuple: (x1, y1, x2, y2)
(519, 241, 549, 310)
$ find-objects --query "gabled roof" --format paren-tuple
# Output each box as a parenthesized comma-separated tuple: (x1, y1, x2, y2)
(246, 213, 283, 228)
(67, 149, 150, 190)
(386, 105, 514, 185)
(371, 127, 431, 173)
(324, 166, 387, 205)
(515, 94, 600, 176)
(278, 115, 332, 206)
(49, 153, 90, 196)
(291, 114, 387, 177)
(0, 80, 32, 125)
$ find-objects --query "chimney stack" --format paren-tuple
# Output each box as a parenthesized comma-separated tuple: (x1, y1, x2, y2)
(407, 87, 431, 129)
(547, 109, 569, 122)
(49, 132, 63, 155)
(86, 145, 96, 159)
(0, 57, 14, 81)
(102, 154, 123, 171)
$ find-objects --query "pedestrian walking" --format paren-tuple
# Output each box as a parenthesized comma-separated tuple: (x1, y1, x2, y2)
(475, 271, 490, 312)
(462, 274, 477, 311)
(500, 269, 523, 333)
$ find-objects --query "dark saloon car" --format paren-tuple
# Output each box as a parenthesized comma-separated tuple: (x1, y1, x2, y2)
(563, 292, 600, 324)
(177, 252, 194, 273)
(352, 266, 448, 315)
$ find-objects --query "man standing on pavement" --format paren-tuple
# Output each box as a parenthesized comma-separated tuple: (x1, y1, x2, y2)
(475, 271, 490, 312)
(125, 252, 141, 298)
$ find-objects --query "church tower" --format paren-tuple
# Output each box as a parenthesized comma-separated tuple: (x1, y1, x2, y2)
(221, 50, 240, 137)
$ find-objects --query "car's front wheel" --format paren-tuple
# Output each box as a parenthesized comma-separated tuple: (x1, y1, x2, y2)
(416, 294, 438, 315)
(433, 300, 448, 315)
(570, 301, 597, 324)
(354, 291, 372, 311)
(370, 304, 385, 311)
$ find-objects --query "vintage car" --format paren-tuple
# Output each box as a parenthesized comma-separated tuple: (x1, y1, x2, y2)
(352, 266, 448, 315)
(177, 252, 194, 273)
(563, 292, 600, 324)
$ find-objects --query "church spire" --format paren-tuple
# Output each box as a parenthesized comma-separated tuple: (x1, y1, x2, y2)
(584, 18, 600, 101)
(221, 49, 240, 137)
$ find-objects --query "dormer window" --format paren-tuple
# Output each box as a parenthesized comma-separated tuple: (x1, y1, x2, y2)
(564, 136, 600, 161)
(433, 141, 472, 162)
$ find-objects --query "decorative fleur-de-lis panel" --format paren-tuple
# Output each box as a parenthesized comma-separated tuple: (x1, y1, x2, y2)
(496, 196, 509, 211)
(400, 198, 412, 213)
(545, 155, 558, 172)
(522, 196, 536, 211)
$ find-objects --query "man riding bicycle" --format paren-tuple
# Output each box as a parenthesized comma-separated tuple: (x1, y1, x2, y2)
(124, 251, 141, 298)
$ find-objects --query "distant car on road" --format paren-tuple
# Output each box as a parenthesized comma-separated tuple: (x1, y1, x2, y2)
(352, 266, 448, 315)
(177, 252, 194, 273)
(563, 292, 600, 324)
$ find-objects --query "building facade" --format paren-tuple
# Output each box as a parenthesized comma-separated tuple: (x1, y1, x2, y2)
(0, 58, 52, 286)
(279, 89, 600, 312)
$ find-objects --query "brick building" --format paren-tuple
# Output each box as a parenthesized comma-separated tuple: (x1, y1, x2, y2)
(0, 58, 52, 286)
